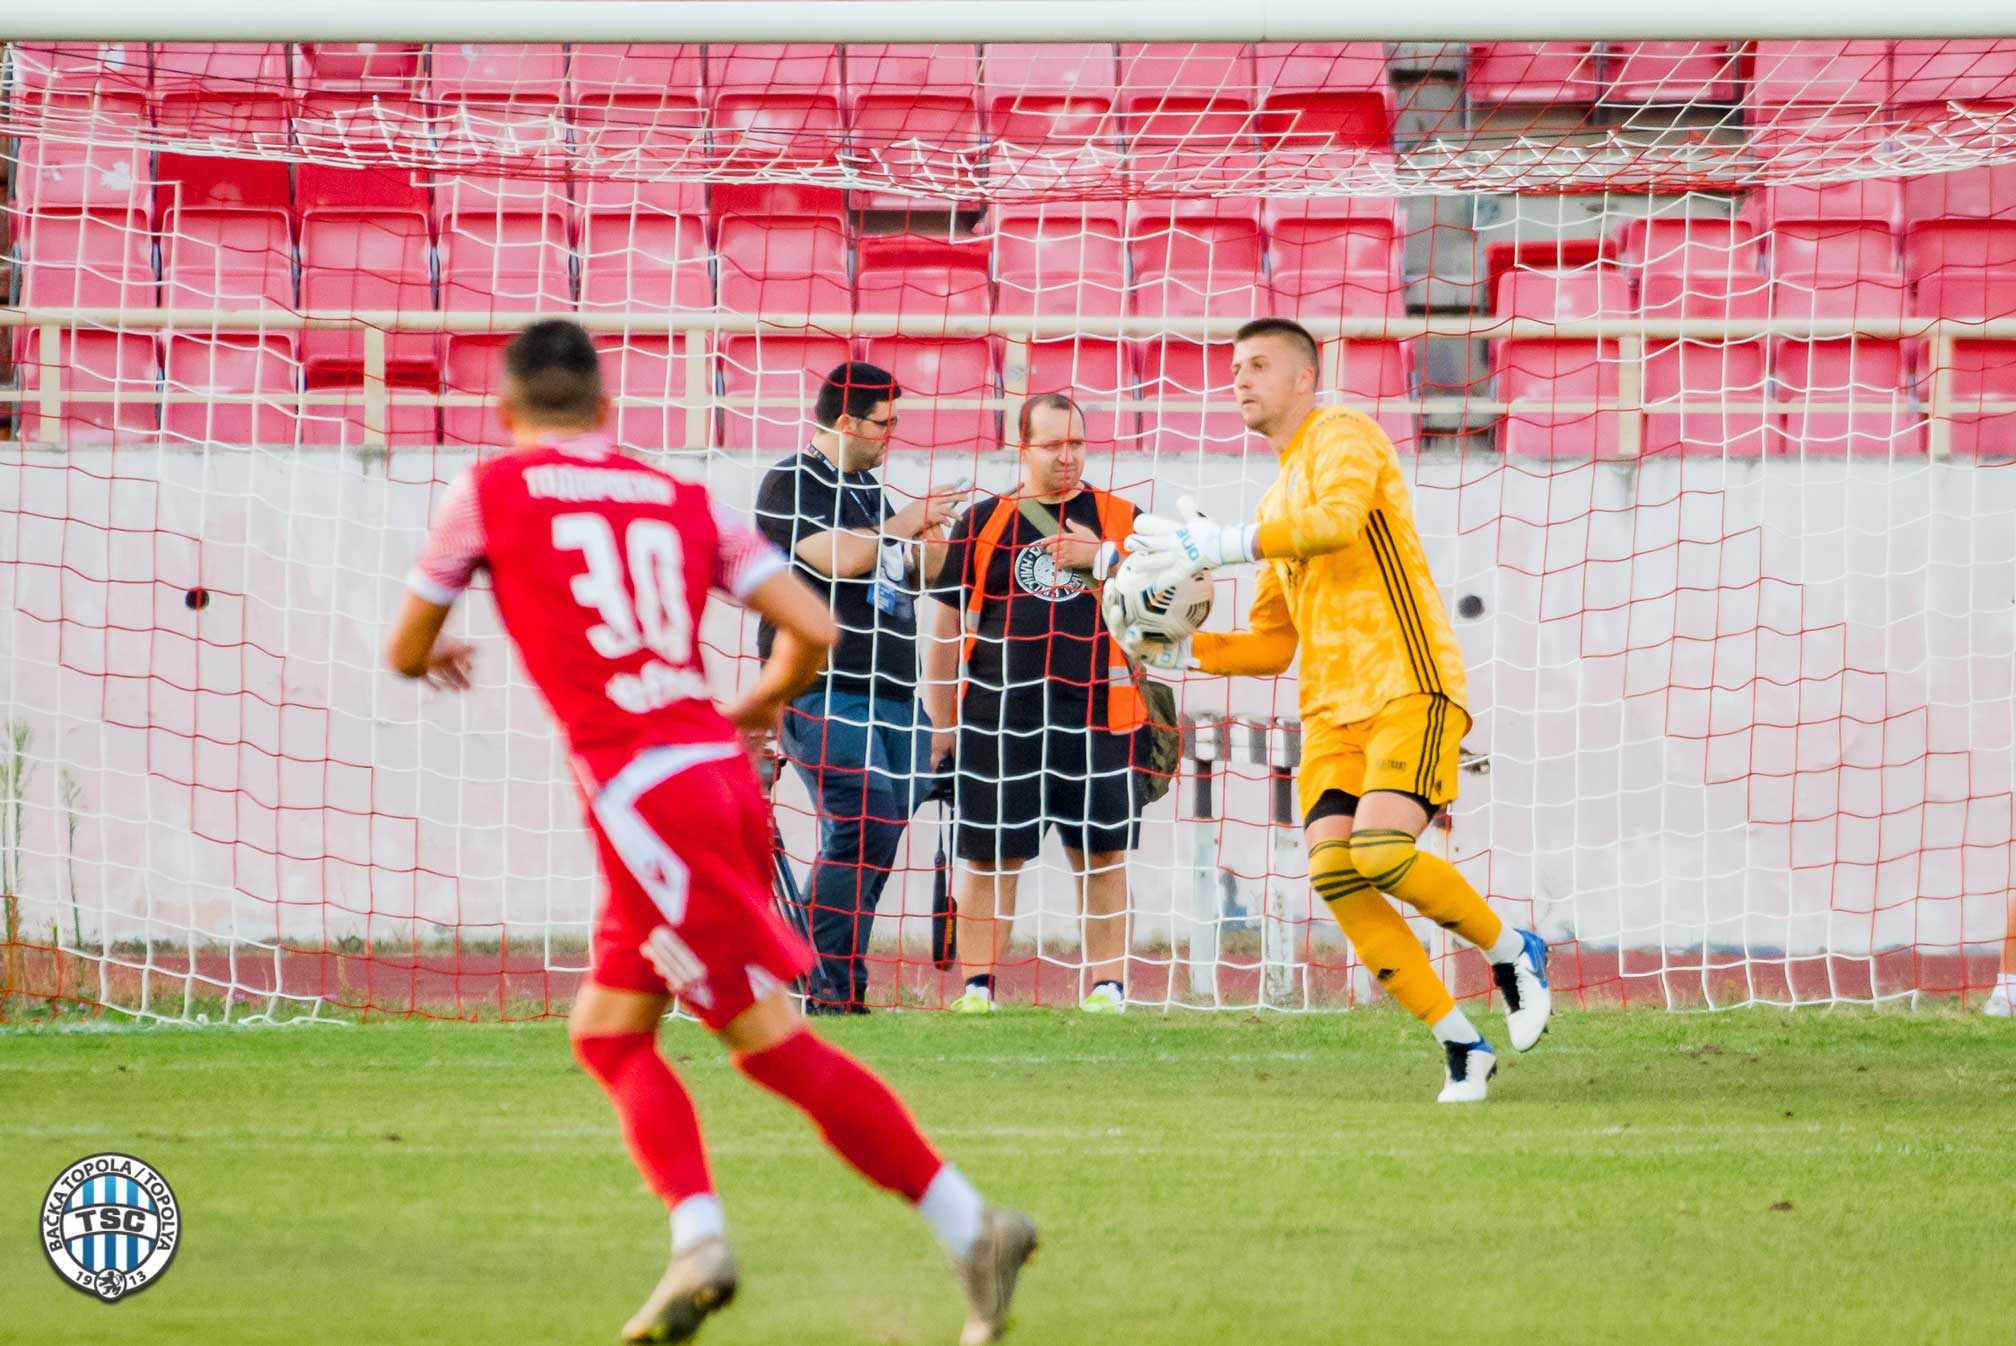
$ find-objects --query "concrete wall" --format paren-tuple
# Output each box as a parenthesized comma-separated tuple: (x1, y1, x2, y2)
(4, 441, 2012, 1001)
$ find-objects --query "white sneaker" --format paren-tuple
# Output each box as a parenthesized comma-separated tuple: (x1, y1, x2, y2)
(1491, 928, 1553, 1052)
(1437, 1038, 1497, 1104)
(621, 1234, 738, 1343)
(1079, 984, 1125, 1015)
(1984, 985, 2016, 1018)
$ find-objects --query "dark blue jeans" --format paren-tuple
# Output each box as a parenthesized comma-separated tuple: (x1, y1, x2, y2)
(778, 689, 935, 1005)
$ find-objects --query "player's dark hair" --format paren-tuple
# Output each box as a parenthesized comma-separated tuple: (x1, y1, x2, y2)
(503, 319, 605, 423)
(814, 361, 901, 429)
(1017, 392, 1085, 444)
(1234, 317, 1320, 368)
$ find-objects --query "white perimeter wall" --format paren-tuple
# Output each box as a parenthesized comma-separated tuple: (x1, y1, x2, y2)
(3, 443, 2012, 970)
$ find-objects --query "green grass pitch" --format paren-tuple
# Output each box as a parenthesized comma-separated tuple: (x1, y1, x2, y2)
(3, 1009, 2011, 1346)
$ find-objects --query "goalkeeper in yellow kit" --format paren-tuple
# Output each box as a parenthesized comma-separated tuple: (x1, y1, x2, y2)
(1123, 318, 1551, 1102)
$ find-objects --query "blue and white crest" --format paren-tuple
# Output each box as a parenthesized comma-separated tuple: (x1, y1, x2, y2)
(42, 1153, 180, 1302)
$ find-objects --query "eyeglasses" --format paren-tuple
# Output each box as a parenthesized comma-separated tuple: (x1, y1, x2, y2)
(853, 413, 898, 431)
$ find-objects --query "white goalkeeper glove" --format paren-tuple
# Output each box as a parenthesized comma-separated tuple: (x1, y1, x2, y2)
(1125, 631, 1197, 672)
(1126, 496, 1257, 583)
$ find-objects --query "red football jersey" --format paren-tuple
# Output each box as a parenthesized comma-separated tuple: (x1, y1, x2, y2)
(406, 432, 787, 788)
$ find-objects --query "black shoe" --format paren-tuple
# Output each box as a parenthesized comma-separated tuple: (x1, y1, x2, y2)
(845, 1001, 871, 1016)
(803, 999, 849, 1017)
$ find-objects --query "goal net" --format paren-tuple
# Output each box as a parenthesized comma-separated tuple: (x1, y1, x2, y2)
(2, 27, 2012, 1021)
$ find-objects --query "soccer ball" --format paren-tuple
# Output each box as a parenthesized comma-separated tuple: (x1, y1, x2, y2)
(1101, 552, 1215, 648)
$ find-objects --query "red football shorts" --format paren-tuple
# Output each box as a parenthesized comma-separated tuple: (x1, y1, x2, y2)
(580, 742, 812, 1028)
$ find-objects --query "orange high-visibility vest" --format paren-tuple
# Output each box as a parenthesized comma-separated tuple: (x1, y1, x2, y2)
(960, 489, 1146, 734)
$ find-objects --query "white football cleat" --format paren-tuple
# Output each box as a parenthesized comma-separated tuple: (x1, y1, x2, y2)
(953, 1207, 1039, 1345)
(1437, 1038, 1498, 1104)
(1491, 928, 1553, 1052)
(621, 1235, 738, 1343)
(1984, 984, 2015, 1018)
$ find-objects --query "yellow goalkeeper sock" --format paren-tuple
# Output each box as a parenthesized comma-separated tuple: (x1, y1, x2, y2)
(1309, 838, 1455, 1025)
(1346, 829, 1506, 954)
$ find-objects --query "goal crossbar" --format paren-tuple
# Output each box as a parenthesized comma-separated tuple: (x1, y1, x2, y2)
(7, 0, 2016, 45)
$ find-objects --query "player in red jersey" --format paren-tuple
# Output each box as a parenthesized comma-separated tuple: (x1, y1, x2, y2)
(384, 322, 1035, 1345)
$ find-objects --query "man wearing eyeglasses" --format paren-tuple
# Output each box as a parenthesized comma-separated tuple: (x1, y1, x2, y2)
(753, 361, 960, 1013)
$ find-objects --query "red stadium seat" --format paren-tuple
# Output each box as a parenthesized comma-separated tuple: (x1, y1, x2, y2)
(1601, 43, 1739, 103)
(1903, 220, 2016, 287)
(1770, 224, 1898, 283)
(1492, 268, 1630, 456)
(429, 44, 566, 101)
(1771, 334, 1920, 455)
(718, 335, 853, 452)
(1913, 272, 2016, 322)
(1128, 201, 1267, 321)
(1745, 43, 1891, 170)
(1641, 335, 1769, 456)
(1009, 337, 1135, 450)
(18, 213, 154, 308)
(1137, 340, 1250, 455)
(14, 136, 149, 216)
(294, 44, 429, 157)
(440, 334, 509, 448)
(1891, 41, 2016, 104)
(9, 43, 149, 99)
(297, 165, 436, 371)
(8, 52, 148, 144)
(568, 45, 706, 171)
(163, 334, 300, 446)
(1265, 197, 1405, 323)
(1902, 166, 2016, 225)
(846, 44, 984, 206)
(300, 360, 441, 448)
(1624, 216, 1767, 323)
(988, 203, 1127, 319)
(861, 336, 1000, 455)
(1468, 44, 1602, 104)
(1926, 338, 2016, 455)
(716, 214, 851, 314)
(1745, 179, 1904, 233)
(297, 44, 423, 89)
(1328, 338, 1418, 454)
(982, 44, 1122, 193)
(1750, 41, 1891, 105)
(1912, 274, 2016, 453)
(159, 154, 295, 309)
(15, 332, 159, 446)
(436, 175, 574, 311)
(710, 45, 845, 173)
(855, 235, 994, 318)
(151, 44, 291, 141)
(1119, 44, 1259, 192)
(598, 335, 707, 454)
(578, 180, 713, 314)
(1252, 43, 1390, 95)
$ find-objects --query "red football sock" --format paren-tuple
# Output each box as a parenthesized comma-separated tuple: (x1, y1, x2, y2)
(572, 1030, 714, 1205)
(735, 1027, 943, 1201)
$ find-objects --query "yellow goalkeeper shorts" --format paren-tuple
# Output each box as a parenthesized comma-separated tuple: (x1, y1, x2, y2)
(1297, 693, 1470, 821)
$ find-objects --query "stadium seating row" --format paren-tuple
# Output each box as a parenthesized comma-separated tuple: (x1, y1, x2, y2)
(22, 321, 2011, 458)
(21, 41, 2016, 112)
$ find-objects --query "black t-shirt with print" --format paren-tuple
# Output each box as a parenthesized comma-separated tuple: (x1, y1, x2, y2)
(752, 447, 917, 706)
(930, 492, 1133, 729)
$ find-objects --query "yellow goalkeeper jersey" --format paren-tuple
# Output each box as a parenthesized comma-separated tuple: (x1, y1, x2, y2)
(1191, 407, 1468, 726)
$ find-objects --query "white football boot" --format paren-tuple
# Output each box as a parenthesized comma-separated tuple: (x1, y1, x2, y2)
(621, 1234, 738, 1343)
(1491, 928, 1554, 1052)
(1437, 1038, 1498, 1104)
(953, 1207, 1039, 1345)
(1984, 982, 2015, 1018)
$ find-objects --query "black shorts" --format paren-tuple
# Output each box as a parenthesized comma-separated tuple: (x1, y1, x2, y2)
(954, 720, 1140, 862)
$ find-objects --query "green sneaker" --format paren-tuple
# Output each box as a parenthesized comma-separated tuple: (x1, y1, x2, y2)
(1079, 984, 1126, 1015)
(951, 991, 997, 1014)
